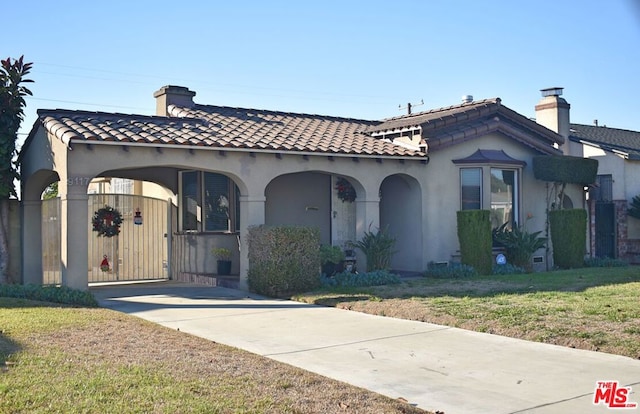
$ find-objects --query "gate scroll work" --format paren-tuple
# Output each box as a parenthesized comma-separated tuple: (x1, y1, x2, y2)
(42, 194, 169, 285)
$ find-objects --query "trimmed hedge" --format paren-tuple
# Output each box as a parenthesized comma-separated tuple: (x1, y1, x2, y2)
(456, 210, 492, 275)
(0, 284, 98, 307)
(533, 155, 598, 185)
(247, 225, 321, 297)
(549, 209, 587, 268)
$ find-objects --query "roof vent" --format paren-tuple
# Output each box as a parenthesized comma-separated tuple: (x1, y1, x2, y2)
(540, 87, 563, 97)
(462, 95, 473, 104)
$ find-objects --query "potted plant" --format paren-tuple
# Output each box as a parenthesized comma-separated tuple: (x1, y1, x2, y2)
(212, 247, 232, 275)
(319, 245, 345, 276)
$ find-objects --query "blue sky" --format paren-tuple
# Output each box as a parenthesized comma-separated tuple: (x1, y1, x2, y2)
(7, 0, 640, 148)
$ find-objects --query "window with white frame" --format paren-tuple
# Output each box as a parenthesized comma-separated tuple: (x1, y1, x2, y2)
(179, 171, 240, 232)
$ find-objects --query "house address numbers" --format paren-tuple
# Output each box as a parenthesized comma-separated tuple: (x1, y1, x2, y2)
(66, 176, 92, 187)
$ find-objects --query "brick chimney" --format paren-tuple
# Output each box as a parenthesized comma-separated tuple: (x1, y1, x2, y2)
(535, 87, 570, 153)
(153, 85, 196, 116)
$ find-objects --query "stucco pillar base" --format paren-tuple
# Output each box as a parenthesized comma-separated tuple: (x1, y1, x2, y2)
(22, 200, 43, 285)
(239, 195, 266, 291)
(60, 193, 89, 291)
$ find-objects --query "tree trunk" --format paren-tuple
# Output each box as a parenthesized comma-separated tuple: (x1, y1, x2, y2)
(0, 198, 10, 284)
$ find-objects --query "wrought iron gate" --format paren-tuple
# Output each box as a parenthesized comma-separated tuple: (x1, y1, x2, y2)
(88, 194, 169, 282)
(41, 194, 169, 284)
(595, 202, 616, 258)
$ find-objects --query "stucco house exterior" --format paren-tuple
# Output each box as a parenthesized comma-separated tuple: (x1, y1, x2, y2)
(19, 85, 580, 290)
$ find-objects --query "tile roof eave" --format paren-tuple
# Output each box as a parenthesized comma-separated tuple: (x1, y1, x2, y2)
(66, 138, 428, 160)
(427, 118, 561, 156)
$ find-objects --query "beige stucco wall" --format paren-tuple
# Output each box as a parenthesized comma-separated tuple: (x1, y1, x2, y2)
(423, 132, 582, 266)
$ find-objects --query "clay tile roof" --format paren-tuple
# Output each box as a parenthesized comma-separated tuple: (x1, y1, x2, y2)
(36, 105, 426, 159)
(366, 98, 502, 133)
(167, 104, 423, 157)
(569, 123, 640, 160)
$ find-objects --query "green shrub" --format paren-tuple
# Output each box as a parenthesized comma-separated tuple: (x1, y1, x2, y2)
(0, 284, 98, 307)
(319, 245, 345, 264)
(584, 256, 629, 268)
(456, 210, 492, 275)
(321, 270, 401, 287)
(549, 209, 587, 269)
(353, 227, 396, 272)
(247, 225, 321, 297)
(424, 262, 478, 279)
(493, 222, 546, 271)
(533, 155, 598, 185)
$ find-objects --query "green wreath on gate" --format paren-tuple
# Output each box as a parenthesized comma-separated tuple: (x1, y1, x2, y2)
(92, 205, 123, 237)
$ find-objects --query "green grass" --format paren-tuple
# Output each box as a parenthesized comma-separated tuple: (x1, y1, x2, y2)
(0, 297, 427, 414)
(295, 267, 640, 359)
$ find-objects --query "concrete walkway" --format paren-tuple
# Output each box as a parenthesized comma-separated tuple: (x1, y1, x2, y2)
(92, 282, 640, 414)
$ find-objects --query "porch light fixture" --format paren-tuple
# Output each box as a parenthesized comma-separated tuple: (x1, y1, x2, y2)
(134, 208, 143, 225)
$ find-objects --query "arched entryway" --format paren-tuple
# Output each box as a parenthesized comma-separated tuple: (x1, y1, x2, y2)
(265, 172, 332, 244)
(380, 174, 423, 273)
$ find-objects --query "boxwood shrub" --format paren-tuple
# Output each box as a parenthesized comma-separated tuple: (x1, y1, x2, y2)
(247, 225, 321, 297)
(456, 210, 492, 275)
(549, 209, 587, 268)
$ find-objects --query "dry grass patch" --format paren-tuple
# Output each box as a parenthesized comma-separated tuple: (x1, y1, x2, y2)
(0, 298, 428, 414)
(296, 267, 640, 359)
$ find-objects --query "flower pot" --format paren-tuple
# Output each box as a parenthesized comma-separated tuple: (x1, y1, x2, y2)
(217, 260, 232, 275)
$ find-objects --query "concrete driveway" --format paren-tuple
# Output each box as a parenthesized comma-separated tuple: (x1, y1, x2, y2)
(92, 282, 640, 414)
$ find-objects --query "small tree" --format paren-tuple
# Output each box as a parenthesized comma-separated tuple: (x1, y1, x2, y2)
(0, 56, 33, 284)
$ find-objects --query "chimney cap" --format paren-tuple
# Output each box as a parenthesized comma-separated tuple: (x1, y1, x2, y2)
(540, 87, 564, 97)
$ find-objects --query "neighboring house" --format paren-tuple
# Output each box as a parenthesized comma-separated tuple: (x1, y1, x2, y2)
(19, 85, 579, 290)
(567, 123, 640, 262)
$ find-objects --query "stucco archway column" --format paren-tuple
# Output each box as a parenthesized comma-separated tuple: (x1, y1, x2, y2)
(22, 200, 43, 284)
(60, 191, 89, 290)
(238, 194, 266, 290)
(355, 195, 380, 271)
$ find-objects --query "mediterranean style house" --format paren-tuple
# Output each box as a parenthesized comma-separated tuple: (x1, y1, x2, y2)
(19, 86, 584, 290)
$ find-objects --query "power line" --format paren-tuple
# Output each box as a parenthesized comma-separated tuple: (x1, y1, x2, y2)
(25, 97, 150, 112)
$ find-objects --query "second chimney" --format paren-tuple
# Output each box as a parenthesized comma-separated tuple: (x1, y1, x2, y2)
(535, 87, 570, 153)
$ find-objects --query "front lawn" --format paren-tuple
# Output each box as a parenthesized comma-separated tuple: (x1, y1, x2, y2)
(0, 297, 427, 414)
(294, 267, 640, 359)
